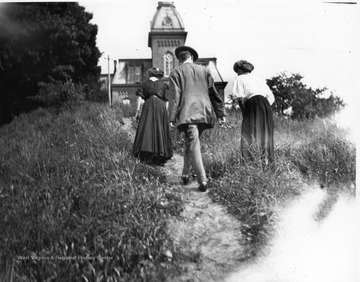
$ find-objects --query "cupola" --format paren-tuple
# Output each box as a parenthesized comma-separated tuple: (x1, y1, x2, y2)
(148, 2, 187, 75)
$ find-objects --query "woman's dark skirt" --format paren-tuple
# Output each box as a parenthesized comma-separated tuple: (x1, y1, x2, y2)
(133, 96, 173, 165)
(241, 95, 274, 167)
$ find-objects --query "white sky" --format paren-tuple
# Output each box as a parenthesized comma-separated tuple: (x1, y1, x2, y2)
(81, 0, 359, 105)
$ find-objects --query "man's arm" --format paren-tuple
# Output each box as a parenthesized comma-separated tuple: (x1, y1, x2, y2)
(134, 86, 144, 121)
(207, 70, 226, 119)
(168, 72, 181, 124)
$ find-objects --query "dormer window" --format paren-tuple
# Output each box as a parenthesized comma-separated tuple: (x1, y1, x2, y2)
(127, 65, 141, 84)
(163, 52, 174, 77)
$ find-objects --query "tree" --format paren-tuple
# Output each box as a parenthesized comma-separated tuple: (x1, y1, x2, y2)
(266, 72, 345, 119)
(0, 2, 101, 125)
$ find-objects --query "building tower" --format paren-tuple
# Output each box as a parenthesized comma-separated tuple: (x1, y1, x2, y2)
(148, 2, 187, 77)
(104, 1, 227, 105)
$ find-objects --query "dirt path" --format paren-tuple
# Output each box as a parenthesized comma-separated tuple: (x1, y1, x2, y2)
(163, 154, 245, 282)
(122, 118, 245, 281)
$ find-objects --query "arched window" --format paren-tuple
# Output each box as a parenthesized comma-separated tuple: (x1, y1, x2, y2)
(163, 52, 174, 77)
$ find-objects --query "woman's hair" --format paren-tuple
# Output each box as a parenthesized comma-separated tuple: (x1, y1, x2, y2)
(233, 60, 254, 73)
(147, 67, 164, 78)
(178, 51, 192, 63)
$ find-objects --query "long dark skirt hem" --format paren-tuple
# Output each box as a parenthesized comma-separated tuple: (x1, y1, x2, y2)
(241, 95, 275, 168)
(133, 96, 173, 164)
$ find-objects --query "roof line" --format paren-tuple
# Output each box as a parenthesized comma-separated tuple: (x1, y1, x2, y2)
(116, 58, 152, 62)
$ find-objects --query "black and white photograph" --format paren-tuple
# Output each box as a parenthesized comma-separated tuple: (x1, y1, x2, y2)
(0, 0, 358, 281)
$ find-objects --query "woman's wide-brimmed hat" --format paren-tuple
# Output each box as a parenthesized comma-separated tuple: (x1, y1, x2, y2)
(233, 60, 254, 73)
(147, 67, 164, 78)
(175, 46, 199, 62)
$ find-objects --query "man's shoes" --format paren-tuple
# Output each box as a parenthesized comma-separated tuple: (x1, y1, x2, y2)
(181, 175, 190, 185)
(198, 182, 208, 192)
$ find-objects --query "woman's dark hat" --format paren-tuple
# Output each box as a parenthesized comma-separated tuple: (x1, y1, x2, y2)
(233, 60, 254, 73)
(147, 67, 164, 78)
(175, 46, 199, 62)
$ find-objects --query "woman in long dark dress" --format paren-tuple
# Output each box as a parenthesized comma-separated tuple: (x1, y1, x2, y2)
(230, 60, 275, 168)
(133, 67, 173, 165)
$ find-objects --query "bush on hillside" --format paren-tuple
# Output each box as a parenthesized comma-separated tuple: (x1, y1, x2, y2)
(31, 80, 86, 109)
(267, 72, 345, 119)
(0, 2, 101, 125)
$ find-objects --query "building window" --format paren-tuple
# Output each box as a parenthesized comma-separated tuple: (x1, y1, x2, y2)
(127, 65, 141, 84)
(164, 52, 174, 77)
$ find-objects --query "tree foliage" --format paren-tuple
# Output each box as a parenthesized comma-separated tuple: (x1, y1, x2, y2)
(266, 72, 345, 119)
(0, 2, 101, 125)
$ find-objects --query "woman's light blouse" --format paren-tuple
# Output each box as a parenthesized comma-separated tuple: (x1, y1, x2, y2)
(232, 73, 275, 105)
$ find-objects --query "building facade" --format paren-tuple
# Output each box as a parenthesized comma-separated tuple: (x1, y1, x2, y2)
(101, 2, 227, 105)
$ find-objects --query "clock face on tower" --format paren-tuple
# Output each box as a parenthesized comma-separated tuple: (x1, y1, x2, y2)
(162, 16, 173, 27)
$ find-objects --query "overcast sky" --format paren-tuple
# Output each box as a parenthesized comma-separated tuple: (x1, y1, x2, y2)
(81, 0, 359, 105)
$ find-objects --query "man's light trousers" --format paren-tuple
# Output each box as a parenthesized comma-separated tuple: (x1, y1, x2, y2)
(182, 124, 207, 184)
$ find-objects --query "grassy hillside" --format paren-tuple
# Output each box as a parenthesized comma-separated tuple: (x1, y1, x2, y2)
(0, 102, 355, 280)
(0, 103, 183, 281)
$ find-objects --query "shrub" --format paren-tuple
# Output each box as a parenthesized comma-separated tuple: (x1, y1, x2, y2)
(86, 88, 108, 103)
(267, 72, 345, 119)
(32, 80, 86, 109)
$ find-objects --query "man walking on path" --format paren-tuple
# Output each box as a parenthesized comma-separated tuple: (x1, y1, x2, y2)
(169, 46, 226, 192)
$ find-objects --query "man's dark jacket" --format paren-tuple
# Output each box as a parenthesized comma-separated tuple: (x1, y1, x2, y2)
(169, 62, 225, 131)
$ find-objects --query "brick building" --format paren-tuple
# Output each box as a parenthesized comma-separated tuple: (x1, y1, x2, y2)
(100, 2, 227, 104)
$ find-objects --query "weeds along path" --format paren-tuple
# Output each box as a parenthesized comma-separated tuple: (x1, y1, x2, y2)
(163, 154, 245, 282)
(122, 117, 136, 140)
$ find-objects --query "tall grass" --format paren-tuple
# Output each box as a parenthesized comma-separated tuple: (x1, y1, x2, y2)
(200, 109, 356, 257)
(0, 102, 355, 280)
(0, 102, 182, 281)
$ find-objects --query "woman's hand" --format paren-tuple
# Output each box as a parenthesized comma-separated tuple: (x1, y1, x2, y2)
(134, 110, 140, 122)
(218, 117, 226, 126)
(229, 94, 239, 100)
